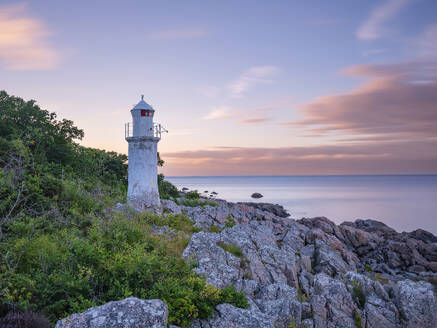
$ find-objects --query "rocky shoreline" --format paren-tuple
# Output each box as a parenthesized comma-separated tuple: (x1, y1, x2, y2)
(56, 197, 437, 328)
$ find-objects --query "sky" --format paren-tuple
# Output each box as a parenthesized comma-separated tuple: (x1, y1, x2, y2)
(1, 0, 436, 176)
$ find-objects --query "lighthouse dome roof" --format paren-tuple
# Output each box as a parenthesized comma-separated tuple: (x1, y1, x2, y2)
(132, 95, 154, 111)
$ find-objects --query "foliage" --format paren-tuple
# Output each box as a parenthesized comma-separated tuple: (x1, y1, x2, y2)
(158, 173, 179, 199)
(224, 214, 236, 228)
(0, 311, 51, 328)
(297, 287, 309, 303)
(352, 281, 366, 309)
(217, 242, 243, 258)
(178, 198, 218, 208)
(0, 91, 247, 327)
(353, 309, 363, 328)
(185, 190, 200, 200)
(208, 224, 221, 233)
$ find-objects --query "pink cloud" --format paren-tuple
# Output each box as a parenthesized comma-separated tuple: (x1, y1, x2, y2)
(288, 61, 437, 140)
(236, 117, 271, 124)
(161, 140, 437, 176)
(357, 0, 412, 40)
(0, 3, 60, 70)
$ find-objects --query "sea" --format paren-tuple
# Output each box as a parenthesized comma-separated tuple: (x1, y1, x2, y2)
(167, 175, 437, 235)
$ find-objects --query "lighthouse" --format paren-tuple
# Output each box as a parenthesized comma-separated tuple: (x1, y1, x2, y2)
(125, 95, 166, 209)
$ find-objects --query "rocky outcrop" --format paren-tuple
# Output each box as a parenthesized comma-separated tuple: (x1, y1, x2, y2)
(341, 219, 437, 275)
(59, 199, 437, 328)
(54, 298, 168, 328)
(174, 200, 437, 327)
(237, 202, 290, 218)
(251, 193, 263, 199)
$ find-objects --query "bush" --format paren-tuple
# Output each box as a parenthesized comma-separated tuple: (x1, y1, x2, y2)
(0, 91, 248, 327)
(158, 174, 179, 199)
(0, 211, 247, 326)
(208, 225, 221, 233)
(353, 309, 363, 328)
(224, 215, 236, 228)
(217, 242, 243, 258)
(352, 281, 366, 309)
(179, 198, 218, 208)
(185, 190, 200, 200)
(0, 311, 51, 328)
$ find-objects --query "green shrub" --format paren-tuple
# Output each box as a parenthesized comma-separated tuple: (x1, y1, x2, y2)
(0, 91, 248, 327)
(158, 174, 179, 199)
(217, 242, 243, 258)
(179, 198, 218, 208)
(224, 214, 236, 228)
(185, 190, 200, 200)
(217, 285, 249, 309)
(208, 225, 221, 233)
(352, 281, 366, 309)
(365, 263, 372, 272)
(353, 309, 363, 328)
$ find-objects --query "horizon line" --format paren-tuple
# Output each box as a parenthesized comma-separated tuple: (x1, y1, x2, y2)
(166, 174, 437, 178)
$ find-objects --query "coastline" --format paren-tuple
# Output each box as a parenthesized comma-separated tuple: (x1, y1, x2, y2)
(167, 175, 437, 234)
(57, 195, 437, 327)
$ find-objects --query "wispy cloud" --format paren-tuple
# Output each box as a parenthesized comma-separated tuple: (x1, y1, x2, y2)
(288, 60, 437, 140)
(203, 105, 273, 124)
(203, 106, 237, 120)
(228, 65, 279, 97)
(162, 140, 437, 176)
(0, 3, 60, 70)
(148, 27, 207, 40)
(236, 117, 271, 124)
(416, 23, 437, 58)
(357, 0, 412, 40)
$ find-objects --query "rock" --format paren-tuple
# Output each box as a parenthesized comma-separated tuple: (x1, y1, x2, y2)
(237, 202, 290, 217)
(161, 199, 182, 215)
(393, 280, 437, 328)
(72, 199, 437, 328)
(182, 231, 242, 288)
(428, 261, 437, 272)
(54, 298, 167, 328)
(409, 229, 437, 243)
(192, 303, 274, 328)
(313, 240, 356, 276)
(313, 273, 357, 328)
(255, 283, 301, 327)
(342, 219, 397, 235)
(363, 296, 399, 328)
(251, 193, 263, 199)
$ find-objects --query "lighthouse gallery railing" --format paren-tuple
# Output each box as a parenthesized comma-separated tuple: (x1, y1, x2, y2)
(125, 122, 168, 139)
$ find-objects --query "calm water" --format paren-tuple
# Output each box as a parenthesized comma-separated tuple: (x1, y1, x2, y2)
(167, 175, 437, 234)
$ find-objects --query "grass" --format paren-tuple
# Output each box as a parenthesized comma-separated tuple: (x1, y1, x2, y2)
(139, 212, 202, 235)
(217, 242, 243, 258)
(178, 198, 218, 208)
(352, 281, 366, 309)
(297, 287, 309, 303)
(208, 224, 221, 233)
(353, 309, 363, 328)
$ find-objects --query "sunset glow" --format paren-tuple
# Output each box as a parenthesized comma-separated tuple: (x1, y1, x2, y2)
(1, 1, 436, 175)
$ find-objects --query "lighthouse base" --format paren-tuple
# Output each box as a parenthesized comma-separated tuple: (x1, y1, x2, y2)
(128, 192, 161, 211)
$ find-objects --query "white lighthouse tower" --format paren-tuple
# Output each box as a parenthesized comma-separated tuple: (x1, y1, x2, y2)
(125, 95, 166, 209)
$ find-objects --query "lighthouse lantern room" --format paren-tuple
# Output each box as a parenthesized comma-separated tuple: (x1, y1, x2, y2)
(125, 95, 166, 209)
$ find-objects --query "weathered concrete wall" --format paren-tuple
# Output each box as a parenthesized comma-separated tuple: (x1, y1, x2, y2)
(127, 136, 160, 208)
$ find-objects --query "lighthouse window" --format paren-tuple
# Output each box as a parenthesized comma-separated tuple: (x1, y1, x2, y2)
(141, 110, 146, 116)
